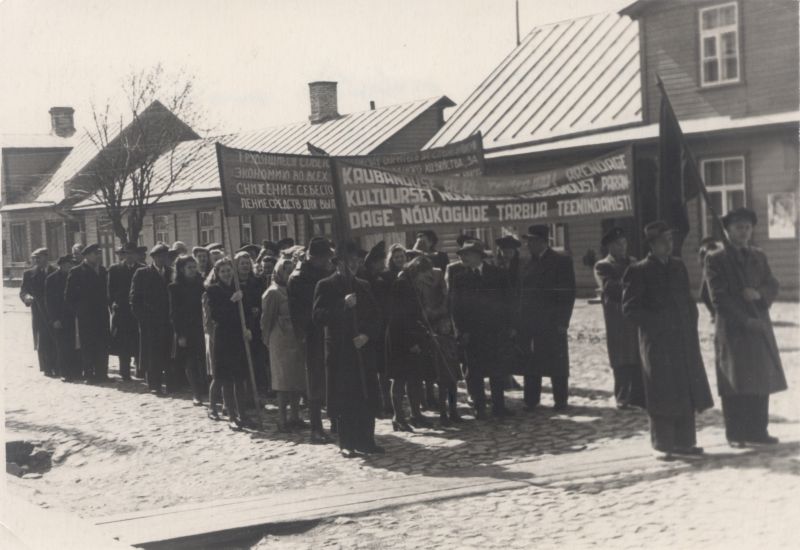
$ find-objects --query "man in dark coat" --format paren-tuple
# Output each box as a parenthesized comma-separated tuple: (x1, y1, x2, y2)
(45, 254, 79, 381)
(413, 229, 449, 272)
(20, 248, 57, 376)
(288, 236, 334, 443)
(107, 243, 144, 381)
(130, 243, 174, 394)
(312, 241, 383, 458)
(622, 221, 714, 459)
(519, 225, 576, 411)
(449, 240, 513, 419)
(705, 207, 786, 447)
(594, 228, 645, 409)
(64, 244, 110, 382)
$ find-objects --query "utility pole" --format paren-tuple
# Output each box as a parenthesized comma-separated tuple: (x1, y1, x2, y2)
(515, 0, 521, 46)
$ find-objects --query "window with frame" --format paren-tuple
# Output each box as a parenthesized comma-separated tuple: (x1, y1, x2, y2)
(548, 223, 567, 251)
(239, 215, 253, 245)
(699, 3, 740, 86)
(10, 222, 27, 262)
(462, 227, 489, 244)
(270, 214, 290, 241)
(29, 220, 43, 251)
(700, 156, 746, 237)
(198, 210, 216, 245)
(308, 215, 332, 239)
(154, 214, 170, 244)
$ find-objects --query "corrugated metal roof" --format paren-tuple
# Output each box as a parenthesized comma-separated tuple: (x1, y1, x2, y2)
(425, 12, 642, 151)
(33, 133, 98, 204)
(70, 96, 454, 209)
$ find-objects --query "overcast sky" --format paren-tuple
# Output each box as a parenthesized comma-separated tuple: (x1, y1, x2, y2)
(0, 0, 631, 137)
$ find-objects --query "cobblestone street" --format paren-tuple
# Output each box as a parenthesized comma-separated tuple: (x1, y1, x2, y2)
(4, 288, 799, 548)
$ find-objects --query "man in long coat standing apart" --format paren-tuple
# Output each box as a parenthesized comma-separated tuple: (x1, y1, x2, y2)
(288, 236, 334, 443)
(622, 221, 714, 459)
(20, 248, 57, 376)
(65, 244, 110, 382)
(313, 241, 383, 458)
(520, 225, 576, 411)
(45, 254, 79, 381)
(130, 243, 173, 394)
(108, 243, 144, 381)
(705, 207, 786, 447)
(594, 228, 645, 409)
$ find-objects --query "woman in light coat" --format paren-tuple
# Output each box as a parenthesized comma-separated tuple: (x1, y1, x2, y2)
(261, 256, 308, 431)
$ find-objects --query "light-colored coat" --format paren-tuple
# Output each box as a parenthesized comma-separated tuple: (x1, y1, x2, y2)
(261, 283, 307, 392)
(594, 255, 640, 368)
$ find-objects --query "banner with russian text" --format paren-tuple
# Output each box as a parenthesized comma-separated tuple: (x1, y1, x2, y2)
(337, 146, 634, 235)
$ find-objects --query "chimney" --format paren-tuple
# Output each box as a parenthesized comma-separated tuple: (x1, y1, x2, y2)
(369, 100, 376, 110)
(308, 81, 339, 124)
(49, 106, 75, 138)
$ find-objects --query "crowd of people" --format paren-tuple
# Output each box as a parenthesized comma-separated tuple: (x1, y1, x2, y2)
(19, 207, 786, 460)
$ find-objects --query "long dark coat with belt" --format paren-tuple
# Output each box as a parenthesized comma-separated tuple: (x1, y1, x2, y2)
(45, 268, 75, 376)
(312, 272, 381, 418)
(519, 248, 576, 378)
(362, 269, 389, 377)
(65, 262, 110, 353)
(705, 246, 786, 396)
(594, 254, 640, 368)
(622, 254, 714, 417)
(20, 265, 56, 351)
(129, 265, 172, 377)
(386, 272, 436, 381)
(449, 262, 512, 378)
(206, 281, 248, 382)
(168, 278, 206, 357)
(107, 261, 143, 358)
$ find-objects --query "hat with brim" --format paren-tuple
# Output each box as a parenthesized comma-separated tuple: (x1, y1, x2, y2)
(522, 224, 549, 240)
(150, 243, 170, 257)
(722, 207, 757, 228)
(192, 246, 209, 255)
(57, 254, 77, 266)
(601, 227, 627, 248)
(643, 221, 674, 242)
(205, 242, 224, 251)
(334, 239, 367, 261)
(456, 240, 488, 258)
(365, 241, 386, 265)
(495, 235, 521, 250)
(308, 236, 333, 258)
(116, 242, 139, 255)
(237, 243, 261, 257)
(31, 247, 49, 258)
(81, 243, 101, 256)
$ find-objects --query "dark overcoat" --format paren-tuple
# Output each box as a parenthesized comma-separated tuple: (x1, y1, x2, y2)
(45, 270, 73, 333)
(449, 262, 512, 378)
(705, 246, 786, 396)
(519, 248, 576, 378)
(64, 262, 110, 353)
(130, 265, 172, 374)
(20, 265, 56, 350)
(312, 272, 381, 418)
(386, 273, 436, 381)
(206, 282, 248, 382)
(594, 254, 640, 368)
(362, 270, 389, 376)
(622, 254, 714, 417)
(107, 262, 143, 357)
(168, 279, 206, 356)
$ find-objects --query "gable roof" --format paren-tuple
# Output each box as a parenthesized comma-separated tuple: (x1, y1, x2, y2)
(71, 95, 454, 210)
(425, 12, 642, 152)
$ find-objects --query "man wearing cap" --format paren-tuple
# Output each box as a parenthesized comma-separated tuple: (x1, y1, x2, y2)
(413, 229, 449, 271)
(288, 236, 335, 443)
(594, 228, 645, 410)
(20, 248, 57, 376)
(622, 221, 713, 459)
(65, 244, 111, 382)
(519, 225, 576, 411)
(108, 243, 145, 381)
(130, 243, 174, 394)
(705, 207, 786, 447)
(46, 255, 79, 381)
(449, 239, 513, 419)
(313, 240, 383, 457)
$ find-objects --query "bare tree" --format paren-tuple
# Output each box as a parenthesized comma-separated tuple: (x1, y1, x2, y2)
(83, 64, 210, 245)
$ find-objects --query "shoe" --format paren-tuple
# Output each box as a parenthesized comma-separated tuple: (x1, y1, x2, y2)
(310, 430, 331, 444)
(207, 410, 221, 421)
(522, 404, 538, 413)
(492, 407, 515, 418)
(439, 413, 451, 426)
(289, 419, 309, 430)
(358, 444, 385, 455)
(653, 451, 675, 461)
(149, 389, 160, 395)
(449, 412, 464, 423)
(616, 403, 630, 410)
(409, 416, 432, 429)
(745, 435, 779, 446)
(553, 403, 569, 412)
(392, 421, 414, 433)
(340, 448, 357, 459)
(673, 446, 704, 458)
(728, 440, 747, 449)
(192, 399, 204, 407)
(474, 408, 488, 421)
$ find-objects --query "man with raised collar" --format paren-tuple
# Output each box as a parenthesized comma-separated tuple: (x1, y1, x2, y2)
(594, 227, 645, 410)
(108, 242, 145, 381)
(622, 221, 714, 460)
(65, 244, 111, 382)
(130, 243, 174, 394)
(705, 207, 786, 448)
(519, 224, 576, 412)
(45, 254, 79, 381)
(20, 247, 57, 376)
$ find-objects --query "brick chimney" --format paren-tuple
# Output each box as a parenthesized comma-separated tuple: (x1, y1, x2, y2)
(308, 81, 339, 124)
(49, 106, 75, 137)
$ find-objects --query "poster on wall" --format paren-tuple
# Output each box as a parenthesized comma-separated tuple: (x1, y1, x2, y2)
(767, 192, 797, 239)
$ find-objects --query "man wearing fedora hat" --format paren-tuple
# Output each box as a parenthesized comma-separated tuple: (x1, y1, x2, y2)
(20, 247, 57, 376)
(594, 228, 645, 410)
(288, 236, 335, 443)
(130, 243, 174, 394)
(622, 221, 714, 459)
(519, 224, 576, 411)
(313, 240, 383, 457)
(45, 254, 80, 381)
(108, 243, 145, 380)
(65, 244, 111, 382)
(705, 207, 786, 447)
